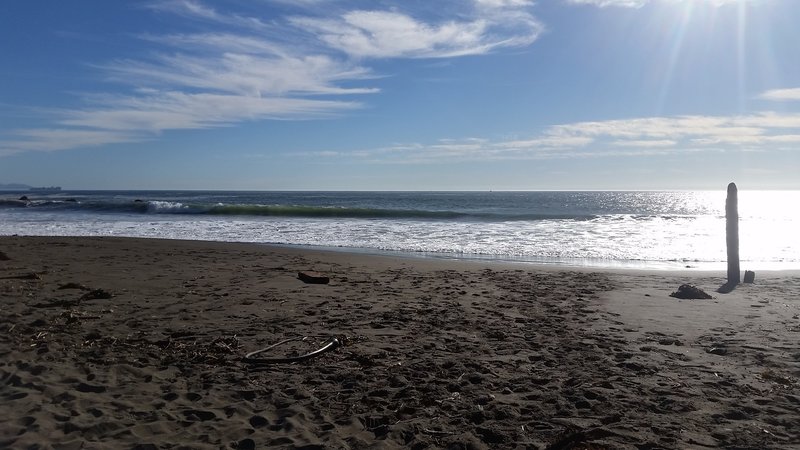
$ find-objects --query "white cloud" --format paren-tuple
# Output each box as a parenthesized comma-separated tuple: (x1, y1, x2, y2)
(100, 51, 378, 97)
(475, 0, 534, 8)
(0, 129, 142, 156)
(566, 0, 755, 8)
(2, 93, 361, 156)
(547, 113, 800, 151)
(290, 12, 483, 58)
(60, 92, 362, 131)
(137, 32, 289, 56)
(145, 0, 269, 30)
(496, 136, 595, 149)
(759, 88, 800, 102)
(289, 8, 542, 59)
(547, 115, 767, 141)
(733, 111, 800, 128)
(1, 0, 544, 156)
(267, 0, 329, 4)
(612, 139, 677, 147)
(566, 0, 648, 7)
(765, 135, 800, 143)
(299, 111, 800, 163)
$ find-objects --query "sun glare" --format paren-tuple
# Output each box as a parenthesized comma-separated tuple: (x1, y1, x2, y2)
(653, 0, 754, 114)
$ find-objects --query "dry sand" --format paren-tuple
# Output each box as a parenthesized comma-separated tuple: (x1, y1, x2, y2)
(1, 236, 799, 449)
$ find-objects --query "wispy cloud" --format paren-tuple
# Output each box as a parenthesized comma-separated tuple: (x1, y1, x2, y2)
(1, 0, 540, 156)
(0, 93, 367, 156)
(566, 0, 647, 7)
(144, 0, 270, 30)
(475, 0, 534, 8)
(566, 0, 754, 8)
(612, 139, 677, 147)
(61, 92, 363, 131)
(298, 112, 800, 163)
(99, 50, 378, 97)
(288, 6, 542, 59)
(540, 112, 800, 150)
(0, 129, 143, 156)
(759, 88, 800, 102)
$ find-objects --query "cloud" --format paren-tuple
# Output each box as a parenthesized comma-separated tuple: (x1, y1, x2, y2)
(546, 115, 767, 140)
(566, 0, 755, 8)
(265, 0, 331, 6)
(475, 0, 534, 7)
(0, 129, 142, 156)
(299, 112, 800, 163)
(60, 92, 363, 131)
(288, 7, 542, 59)
(1, 0, 543, 156)
(546, 113, 800, 149)
(612, 139, 677, 147)
(99, 51, 378, 97)
(759, 88, 800, 102)
(733, 111, 800, 128)
(566, 0, 647, 7)
(1, 92, 362, 156)
(546, 111, 800, 151)
(145, 0, 269, 30)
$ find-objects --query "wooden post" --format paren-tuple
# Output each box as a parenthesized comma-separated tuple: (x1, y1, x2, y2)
(726, 182, 740, 285)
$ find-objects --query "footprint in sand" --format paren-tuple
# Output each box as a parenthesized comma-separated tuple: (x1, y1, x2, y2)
(235, 439, 256, 450)
(76, 382, 106, 393)
(249, 415, 269, 428)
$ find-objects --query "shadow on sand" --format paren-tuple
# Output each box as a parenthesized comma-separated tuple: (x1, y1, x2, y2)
(717, 281, 738, 294)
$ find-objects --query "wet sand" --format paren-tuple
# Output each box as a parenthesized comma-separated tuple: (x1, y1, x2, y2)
(1, 236, 799, 449)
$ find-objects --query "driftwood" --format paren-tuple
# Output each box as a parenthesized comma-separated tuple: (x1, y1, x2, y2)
(726, 183, 740, 285)
(743, 270, 755, 283)
(242, 336, 342, 364)
(0, 272, 41, 280)
(298, 271, 330, 284)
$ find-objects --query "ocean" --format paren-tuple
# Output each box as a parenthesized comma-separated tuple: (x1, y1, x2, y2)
(1, 190, 798, 270)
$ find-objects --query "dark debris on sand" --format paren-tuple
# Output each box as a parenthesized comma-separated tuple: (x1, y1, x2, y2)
(669, 283, 713, 299)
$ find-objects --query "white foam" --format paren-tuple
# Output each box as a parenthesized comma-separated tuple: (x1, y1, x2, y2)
(146, 201, 190, 213)
(1, 208, 797, 269)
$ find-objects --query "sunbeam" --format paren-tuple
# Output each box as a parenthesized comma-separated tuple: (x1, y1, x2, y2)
(655, 1, 695, 114)
(736, 0, 747, 113)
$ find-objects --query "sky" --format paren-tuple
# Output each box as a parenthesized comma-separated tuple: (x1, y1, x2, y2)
(1, 0, 799, 190)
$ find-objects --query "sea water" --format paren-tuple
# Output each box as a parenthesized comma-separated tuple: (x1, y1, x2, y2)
(1, 190, 798, 270)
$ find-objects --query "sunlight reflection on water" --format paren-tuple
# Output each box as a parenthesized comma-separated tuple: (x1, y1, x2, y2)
(1, 190, 798, 269)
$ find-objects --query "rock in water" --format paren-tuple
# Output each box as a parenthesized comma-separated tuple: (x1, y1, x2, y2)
(670, 284, 713, 299)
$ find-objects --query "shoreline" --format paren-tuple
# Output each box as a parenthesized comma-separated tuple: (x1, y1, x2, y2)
(4, 233, 800, 275)
(2, 236, 799, 448)
(275, 242, 800, 274)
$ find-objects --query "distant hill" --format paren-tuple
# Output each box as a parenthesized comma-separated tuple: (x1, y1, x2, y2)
(0, 183, 32, 190)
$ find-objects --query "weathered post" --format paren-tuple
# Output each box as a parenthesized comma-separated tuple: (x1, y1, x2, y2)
(726, 182, 740, 285)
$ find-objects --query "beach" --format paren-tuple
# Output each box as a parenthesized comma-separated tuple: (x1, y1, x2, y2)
(1, 236, 799, 449)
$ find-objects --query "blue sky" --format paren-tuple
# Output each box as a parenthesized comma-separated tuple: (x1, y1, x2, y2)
(1, 0, 799, 190)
